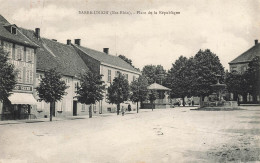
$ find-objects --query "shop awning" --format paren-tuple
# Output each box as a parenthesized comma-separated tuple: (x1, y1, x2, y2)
(8, 93, 38, 105)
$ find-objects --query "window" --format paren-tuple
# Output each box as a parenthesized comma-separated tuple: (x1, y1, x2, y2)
(25, 68, 33, 84)
(3, 41, 12, 59)
(16, 69, 23, 83)
(108, 69, 111, 82)
(133, 75, 136, 81)
(15, 45, 24, 61)
(82, 104, 85, 111)
(11, 26, 17, 35)
(125, 74, 128, 80)
(241, 66, 247, 73)
(26, 48, 34, 63)
(75, 82, 79, 92)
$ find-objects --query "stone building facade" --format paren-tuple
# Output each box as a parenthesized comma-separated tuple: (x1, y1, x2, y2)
(0, 15, 39, 120)
(229, 40, 260, 103)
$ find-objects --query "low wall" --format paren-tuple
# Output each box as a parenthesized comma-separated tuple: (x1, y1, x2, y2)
(201, 101, 238, 108)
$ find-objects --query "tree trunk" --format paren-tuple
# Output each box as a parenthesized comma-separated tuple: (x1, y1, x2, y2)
(237, 96, 240, 106)
(117, 104, 120, 115)
(152, 101, 154, 111)
(50, 102, 53, 121)
(182, 97, 185, 106)
(199, 96, 203, 108)
(253, 94, 257, 104)
(89, 105, 92, 118)
(243, 93, 247, 104)
(137, 102, 139, 113)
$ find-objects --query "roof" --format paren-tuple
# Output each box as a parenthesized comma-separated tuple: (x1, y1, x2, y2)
(73, 45, 140, 74)
(0, 15, 38, 48)
(20, 28, 89, 77)
(147, 83, 171, 90)
(229, 43, 260, 64)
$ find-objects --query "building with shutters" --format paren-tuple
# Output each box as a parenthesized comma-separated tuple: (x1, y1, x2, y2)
(0, 15, 39, 120)
(72, 40, 141, 113)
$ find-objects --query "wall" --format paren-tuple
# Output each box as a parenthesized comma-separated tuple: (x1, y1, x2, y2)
(229, 63, 249, 73)
(33, 72, 90, 119)
(73, 47, 100, 74)
(0, 39, 37, 120)
(99, 64, 140, 113)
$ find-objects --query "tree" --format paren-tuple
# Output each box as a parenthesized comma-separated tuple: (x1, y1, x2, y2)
(107, 73, 130, 115)
(166, 56, 195, 106)
(149, 90, 159, 111)
(130, 75, 149, 113)
(118, 55, 133, 66)
(225, 71, 248, 105)
(76, 71, 105, 118)
(244, 56, 260, 103)
(192, 49, 225, 101)
(36, 68, 68, 121)
(0, 48, 16, 102)
(142, 65, 167, 85)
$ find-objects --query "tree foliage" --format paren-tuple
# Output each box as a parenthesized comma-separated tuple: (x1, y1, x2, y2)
(130, 75, 149, 112)
(149, 90, 159, 110)
(36, 68, 68, 121)
(226, 56, 260, 103)
(244, 56, 260, 100)
(142, 65, 167, 85)
(76, 71, 105, 105)
(192, 49, 225, 98)
(36, 69, 68, 103)
(0, 48, 16, 101)
(166, 56, 194, 103)
(107, 73, 130, 114)
(118, 55, 133, 66)
(225, 70, 248, 103)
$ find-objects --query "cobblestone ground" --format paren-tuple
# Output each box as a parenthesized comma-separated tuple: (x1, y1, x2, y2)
(0, 106, 259, 163)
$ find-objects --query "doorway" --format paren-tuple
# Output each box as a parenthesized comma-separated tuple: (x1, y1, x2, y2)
(73, 101, 77, 116)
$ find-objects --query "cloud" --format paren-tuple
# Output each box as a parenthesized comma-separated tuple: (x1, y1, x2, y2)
(2, 0, 258, 71)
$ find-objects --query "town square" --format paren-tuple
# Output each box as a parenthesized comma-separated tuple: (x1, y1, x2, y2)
(0, 0, 260, 162)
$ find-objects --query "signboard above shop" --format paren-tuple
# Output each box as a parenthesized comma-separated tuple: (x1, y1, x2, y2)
(13, 84, 33, 92)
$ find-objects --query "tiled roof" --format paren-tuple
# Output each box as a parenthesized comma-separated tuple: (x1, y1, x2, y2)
(20, 28, 89, 77)
(229, 43, 260, 64)
(0, 15, 38, 48)
(148, 83, 171, 90)
(74, 45, 140, 74)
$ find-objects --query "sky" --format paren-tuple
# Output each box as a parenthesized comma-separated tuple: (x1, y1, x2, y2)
(0, 0, 259, 70)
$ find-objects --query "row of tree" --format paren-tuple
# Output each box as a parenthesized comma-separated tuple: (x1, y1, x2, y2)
(141, 50, 260, 105)
(38, 70, 157, 121)
(141, 49, 225, 106)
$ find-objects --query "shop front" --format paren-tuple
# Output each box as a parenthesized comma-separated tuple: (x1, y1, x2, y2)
(1, 92, 37, 120)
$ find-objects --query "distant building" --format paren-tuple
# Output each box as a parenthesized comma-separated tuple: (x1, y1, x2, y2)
(0, 15, 39, 120)
(229, 39, 260, 103)
(142, 83, 171, 109)
(72, 40, 141, 113)
(20, 28, 90, 118)
(229, 40, 260, 73)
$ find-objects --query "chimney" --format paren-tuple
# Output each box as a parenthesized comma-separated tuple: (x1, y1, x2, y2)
(52, 39, 57, 42)
(103, 48, 109, 54)
(255, 39, 258, 45)
(35, 28, 40, 39)
(75, 39, 81, 46)
(67, 39, 71, 45)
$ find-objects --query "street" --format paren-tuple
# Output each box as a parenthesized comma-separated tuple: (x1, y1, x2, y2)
(0, 106, 260, 163)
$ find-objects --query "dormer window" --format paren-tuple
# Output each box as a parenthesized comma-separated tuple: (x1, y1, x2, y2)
(11, 26, 17, 35)
(4, 24, 18, 35)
